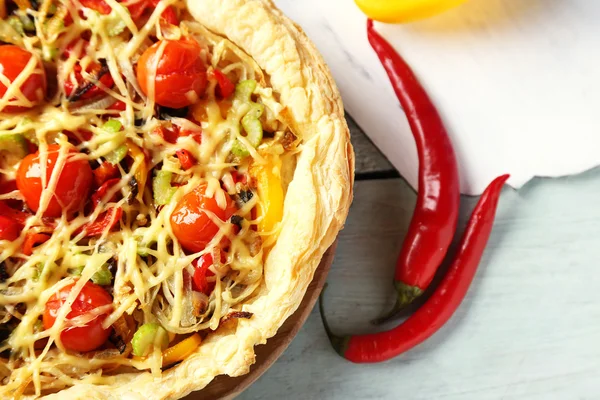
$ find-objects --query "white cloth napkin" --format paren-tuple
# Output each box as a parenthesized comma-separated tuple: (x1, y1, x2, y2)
(275, 0, 600, 195)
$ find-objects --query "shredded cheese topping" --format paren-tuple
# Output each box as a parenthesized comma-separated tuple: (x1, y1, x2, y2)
(0, 0, 298, 396)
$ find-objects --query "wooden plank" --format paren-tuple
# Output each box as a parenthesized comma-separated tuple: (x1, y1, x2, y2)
(238, 171, 600, 399)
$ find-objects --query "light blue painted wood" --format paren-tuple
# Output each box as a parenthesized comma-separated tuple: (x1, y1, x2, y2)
(239, 168, 600, 400)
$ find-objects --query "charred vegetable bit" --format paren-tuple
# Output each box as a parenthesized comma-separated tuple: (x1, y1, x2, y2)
(230, 215, 243, 229)
(127, 177, 139, 204)
(220, 311, 253, 325)
(158, 105, 189, 119)
(0, 262, 9, 282)
(67, 59, 110, 102)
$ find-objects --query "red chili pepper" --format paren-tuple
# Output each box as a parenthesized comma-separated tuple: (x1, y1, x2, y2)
(210, 69, 235, 99)
(192, 253, 216, 295)
(0, 216, 21, 241)
(367, 20, 460, 322)
(175, 149, 196, 170)
(322, 174, 509, 363)
(93, 162, 120, 187)
(23, 232, 51, 256)
(91, 178, 121, 207)
(78, 207, 123, 237)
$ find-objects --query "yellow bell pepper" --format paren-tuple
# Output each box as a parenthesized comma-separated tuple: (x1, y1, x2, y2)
(125, 141, 147, 202)
(250, 156, 284, 234)
(161, 333, 202, 367)
(355, 0, 468, 23)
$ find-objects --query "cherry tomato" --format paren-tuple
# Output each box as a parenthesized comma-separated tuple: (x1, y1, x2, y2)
(79, 0, 112, 14)
(0, 216, 20, 241)
(0, 45, 46, 113)
(64, 62, 114, 101)
(137, 39, 207, 108)
(16, 144, 93, 217)
(43, 281, 113, 352)
(192, 253, 216, 294)
(170, 183, 236, 253)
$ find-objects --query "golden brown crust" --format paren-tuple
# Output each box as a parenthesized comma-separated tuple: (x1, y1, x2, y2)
(40, 0, 354, 398)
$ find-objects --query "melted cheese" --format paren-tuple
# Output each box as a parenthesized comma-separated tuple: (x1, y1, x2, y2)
(0, 0, 291, 396)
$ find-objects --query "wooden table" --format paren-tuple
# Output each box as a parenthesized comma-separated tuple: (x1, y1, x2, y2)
(236, 116, 600, 399)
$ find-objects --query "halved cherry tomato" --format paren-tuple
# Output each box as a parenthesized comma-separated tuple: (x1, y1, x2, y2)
(0, 216, 20, 241)
(137, 39, 207, 108)
(91, 178, 121, 207)
(43, 281, 113, 352)
(170, 183, 236, 253)
(0, 45, 46, 113)
(210, 69, 235, 99)
(16, 144, 93, 218)
(192, 253, 215, 294)
(175, 149, 195, 170)
(93, 162, 120, 187)
(22, 232, 50, 255)
(78, 207, 123, 237)
(64, 62, 114, 101)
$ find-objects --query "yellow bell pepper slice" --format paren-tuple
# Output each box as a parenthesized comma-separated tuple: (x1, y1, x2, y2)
(250, 156, 284, 234)
(355, 0, 468, 23)
(161, 333, 202, 367)
(125, 141, 147, 202)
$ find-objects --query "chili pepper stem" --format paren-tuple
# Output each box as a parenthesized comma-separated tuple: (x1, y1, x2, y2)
(371, 282, 423, 325)
(319, 284, 350, 357)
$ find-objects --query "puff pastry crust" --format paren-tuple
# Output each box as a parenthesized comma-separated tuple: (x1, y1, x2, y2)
(40, 0, 354, 398)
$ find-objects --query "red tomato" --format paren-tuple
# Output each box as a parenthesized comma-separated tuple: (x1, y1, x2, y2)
(192, 253, 216, 294)
(0, 216, 20, 241)
(0, 45, 46, 113)
(137, 39, 207, 108)
(43, 281, 113, 352)
(64, 62, 114, 100)
(170, 183, 236, 253)
(16, 144, 93, 217)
